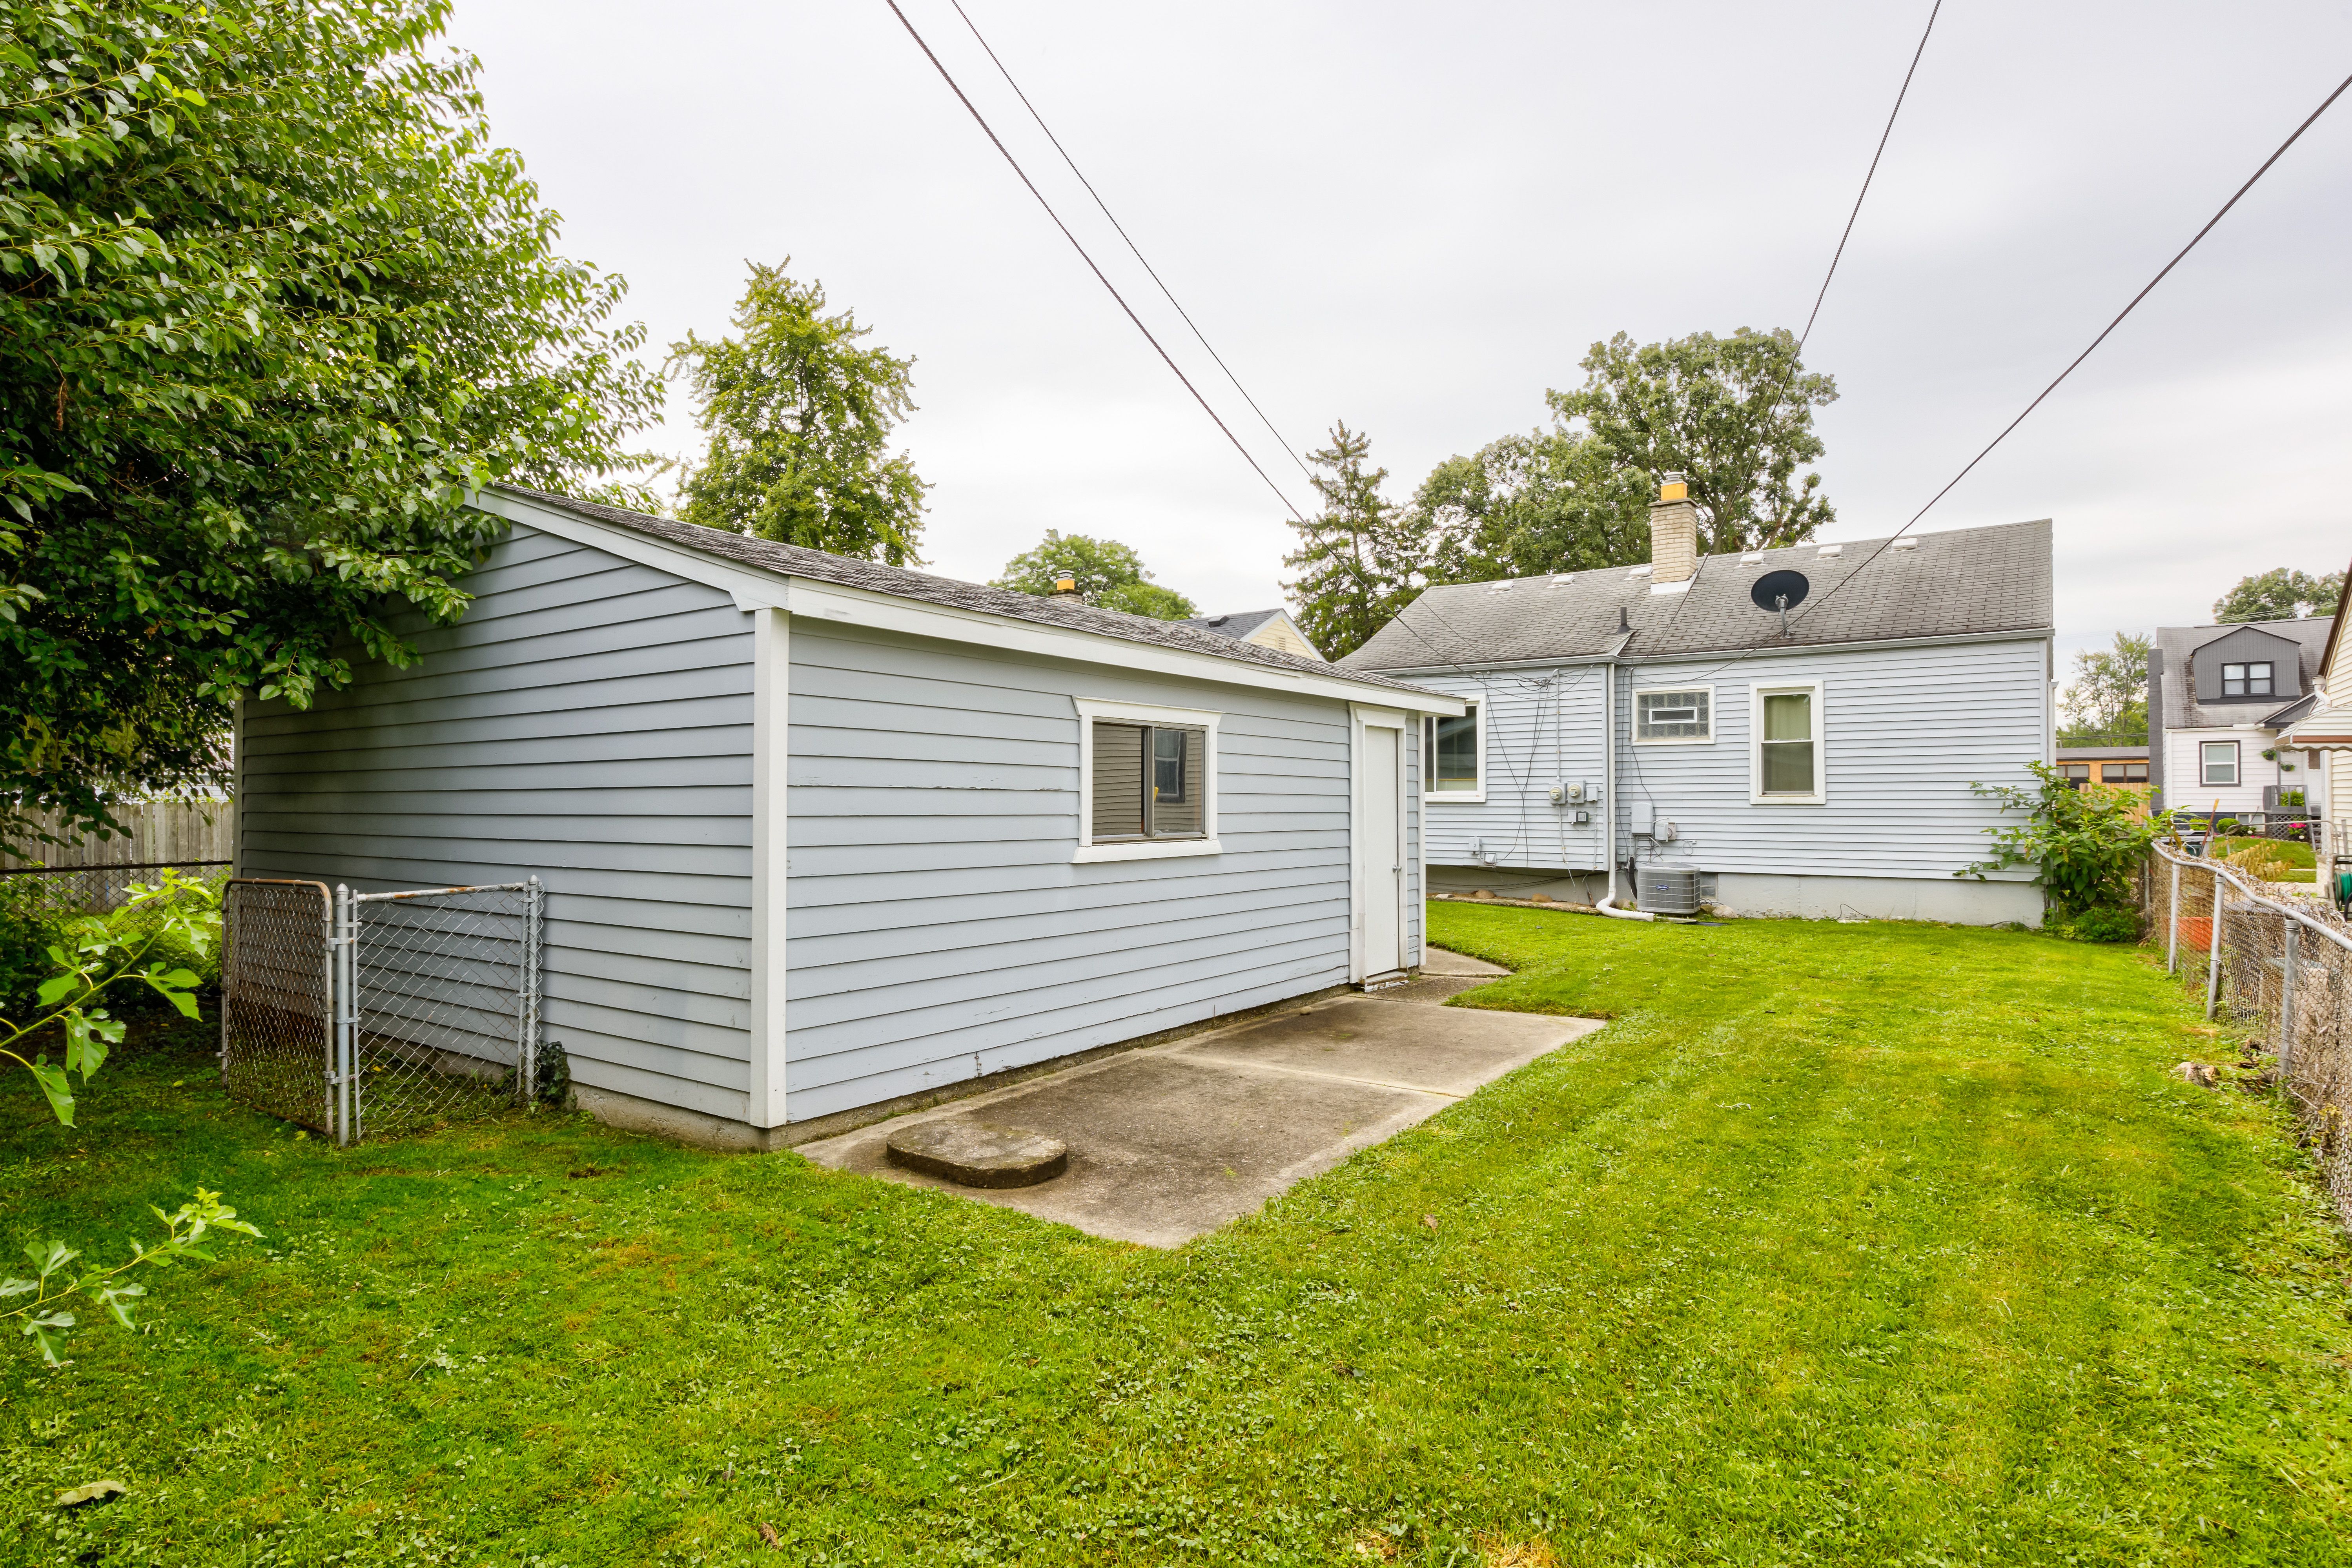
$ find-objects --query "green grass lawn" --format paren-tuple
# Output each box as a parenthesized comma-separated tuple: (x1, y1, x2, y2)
(4, 911, 2349, 1566)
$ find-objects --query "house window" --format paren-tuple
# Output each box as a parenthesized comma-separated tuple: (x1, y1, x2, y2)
(2101, 762, 2148, 783)
(1750, 683, 1824, 803)
(2200, 741, 2239, 786)
(1423, 703, 1481, 801)
(1635, 687, 1713, 743)
(2060, 763, 2092, 789)
(2219, 662, 2274, 697)
(1074, 699, 1220, 862)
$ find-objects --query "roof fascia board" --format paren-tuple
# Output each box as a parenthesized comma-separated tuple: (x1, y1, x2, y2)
(474, 489, 1460, 714)
(1364, 625, 2055, 679)
(790, 577, 1461, 712)
(472, 489, 791, 610)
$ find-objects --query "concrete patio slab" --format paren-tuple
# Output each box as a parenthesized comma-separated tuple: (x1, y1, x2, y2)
(1419, 945, 1510, 977)
(795, 989, 1603, 1248)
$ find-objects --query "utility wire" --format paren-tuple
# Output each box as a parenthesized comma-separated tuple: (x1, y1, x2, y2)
(947, 0, 1318, 490)
(883, 0, 1311, 523)
(1799, 0, 1941, 353)
(1795, 62, 2352, 629)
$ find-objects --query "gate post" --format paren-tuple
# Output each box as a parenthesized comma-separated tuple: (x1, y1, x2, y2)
(521, 876, 543, 1106)
(333, 884, 357, 1146)
(2281, 918, 2300, 1077)
(2166, 860, 2181, 973)
(2204, 869, 2226, 1021)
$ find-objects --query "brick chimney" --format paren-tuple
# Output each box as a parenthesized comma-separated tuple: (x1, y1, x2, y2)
(1649, 472, 1698, 587)
(1050, 576, 1082, 599)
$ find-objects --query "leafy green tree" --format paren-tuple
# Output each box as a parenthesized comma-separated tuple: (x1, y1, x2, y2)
(1414, 428, 1651, 584)
(2057, 632, 2152, 747)
(992, 532, 1196, 620)
(1283, 423, 1426, 661)
(1546, 328, 1837, 556)
(0, 0, 661, 851)
(1962, 761, 2162, 923)
(2212, 567, 2343, 623)
(669, 261, 927, 566)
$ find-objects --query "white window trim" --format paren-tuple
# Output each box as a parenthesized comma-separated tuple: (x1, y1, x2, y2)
(1422, 698, 1486, 804)
(1632, 683, 1716, 745)
(1749, 681, 1827, 805)
(2200, 739, 2240, 787)
(1073, 697, 1221, 863)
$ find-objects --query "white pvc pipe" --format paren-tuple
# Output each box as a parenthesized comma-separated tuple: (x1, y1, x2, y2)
(1594, 656, 1654, 922)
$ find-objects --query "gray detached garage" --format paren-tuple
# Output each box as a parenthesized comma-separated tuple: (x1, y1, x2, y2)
(233, 486, 1461, 1148)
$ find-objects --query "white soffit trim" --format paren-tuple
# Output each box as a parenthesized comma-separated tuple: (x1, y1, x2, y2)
(473, 490, 1461, 714)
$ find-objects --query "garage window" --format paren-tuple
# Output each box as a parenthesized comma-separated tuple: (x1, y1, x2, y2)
(1075, 699, 1221, 862)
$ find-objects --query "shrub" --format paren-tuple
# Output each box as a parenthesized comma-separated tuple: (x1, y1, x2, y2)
(1962, 761, 2163, 919)
(2066, 906, 2141, 943)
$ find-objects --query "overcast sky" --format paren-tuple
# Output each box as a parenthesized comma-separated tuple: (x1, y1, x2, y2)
(451, 0, 2352, 665)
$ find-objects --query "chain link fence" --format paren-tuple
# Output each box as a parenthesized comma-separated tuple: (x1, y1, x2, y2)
(220, 877, 542, 1144)
(2146, 844, 2352, 1229)
(3, 860, 232, 919)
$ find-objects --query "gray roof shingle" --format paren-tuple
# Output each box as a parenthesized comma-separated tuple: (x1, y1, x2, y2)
(492, 486, 1435, 697)
(1339, 519, 2053, 671)
(2153, 617, 2332, 730)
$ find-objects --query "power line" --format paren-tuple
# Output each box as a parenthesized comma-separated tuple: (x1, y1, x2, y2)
(947, 0, 1318, 490)
(1795, 62, 2352, 630)
(882, 0, 1311, 523)
(1799, 0, 1941, 353)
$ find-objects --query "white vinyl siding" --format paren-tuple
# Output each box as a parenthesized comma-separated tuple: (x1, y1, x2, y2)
(238, 522, 757, 1122)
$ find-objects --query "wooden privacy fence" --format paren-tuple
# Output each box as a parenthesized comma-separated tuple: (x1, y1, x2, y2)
(2, 800, 233, 870)
(2147, 843, 2352, 1230)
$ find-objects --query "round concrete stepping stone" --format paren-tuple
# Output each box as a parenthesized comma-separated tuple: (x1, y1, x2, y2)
(885, 1121, 1068, 1188)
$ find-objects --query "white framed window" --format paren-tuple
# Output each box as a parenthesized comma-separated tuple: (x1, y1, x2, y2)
(1635, 685, 1714, 744)
(2219, 661, 2274, 698)
(1073, 698, 1220, 863)
(1749, 681, 1825, 804)
(2200, 739, 2239, 786)
(1422, 702, 1483, 802)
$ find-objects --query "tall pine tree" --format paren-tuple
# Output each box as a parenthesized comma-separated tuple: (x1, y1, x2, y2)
(1282, 423, 1427, 661)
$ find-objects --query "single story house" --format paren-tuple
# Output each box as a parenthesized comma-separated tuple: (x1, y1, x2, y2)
(1177, 607, 1324, 660)
(2057, 745, 2150, 793)
(233, 486, 1460, 1149)
(2148, 616, 2330, 819)
(1338, 477, 2055, 925)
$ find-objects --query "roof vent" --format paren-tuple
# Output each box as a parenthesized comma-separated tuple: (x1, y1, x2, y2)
(1889, 537, 1918, 552)
(1627, 564, 1653, 577)
(1740, 552, 1765, 565)
(1206, 614, 1228, 625)
(1550, 572, 1572, 586)
(1816, 545, 1843, 558)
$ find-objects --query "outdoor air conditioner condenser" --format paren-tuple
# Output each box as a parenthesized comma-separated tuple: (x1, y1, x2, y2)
(1636, 865, 1702, 917)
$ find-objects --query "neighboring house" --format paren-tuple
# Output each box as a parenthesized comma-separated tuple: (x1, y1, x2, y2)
(2277, 553, 2352, 847)
(1339, 477, 2056, 924)
(233, 486, 1459, 1149)
(2148, 617, 2330, 819)
(2056, 745, 2150, 794)
(1177, 607, 1324, 661)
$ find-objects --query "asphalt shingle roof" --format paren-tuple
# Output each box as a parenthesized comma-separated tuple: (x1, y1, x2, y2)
(1177, 609, 1285, 641)
(2153, 617, 2332, 730)
(493, 486, 1436, 697)
(1339, 519, 2053, 671)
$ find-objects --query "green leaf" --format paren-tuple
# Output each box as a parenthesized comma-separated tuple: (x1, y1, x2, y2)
(28, 1060, 75, 1126)
(54, 1479, 126, 1508)
(35, 973, 79, 1007)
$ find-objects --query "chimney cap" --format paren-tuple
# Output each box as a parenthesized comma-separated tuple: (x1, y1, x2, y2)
(1051, 576, 1080, 597)
(1657, 471, 1689, 503)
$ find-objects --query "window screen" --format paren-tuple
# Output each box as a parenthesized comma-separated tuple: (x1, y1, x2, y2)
(1091, 721, 1207, 841)
(1637, 689, 1711, 741)
(1759, 691, 1816, 795)
(1424, 706, 1479, 793)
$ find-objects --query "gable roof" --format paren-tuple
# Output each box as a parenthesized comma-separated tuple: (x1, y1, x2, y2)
(485, 486, 1443, 704)
(1338, 519, 2052, 672)
(2152, 617, 2331, 730)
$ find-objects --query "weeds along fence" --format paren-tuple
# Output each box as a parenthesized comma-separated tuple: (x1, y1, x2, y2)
(2146, 843, 2352, 1227)
(222, 878, 543, 1145)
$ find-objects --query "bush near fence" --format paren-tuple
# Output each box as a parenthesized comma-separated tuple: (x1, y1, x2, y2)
(2146, 843, 2352, 1229)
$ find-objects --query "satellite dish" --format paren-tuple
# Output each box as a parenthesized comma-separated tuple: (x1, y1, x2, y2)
(1750, 569, 1810, 612)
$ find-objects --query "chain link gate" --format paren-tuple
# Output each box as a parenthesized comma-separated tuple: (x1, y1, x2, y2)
(222, 878, 543, 1144)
